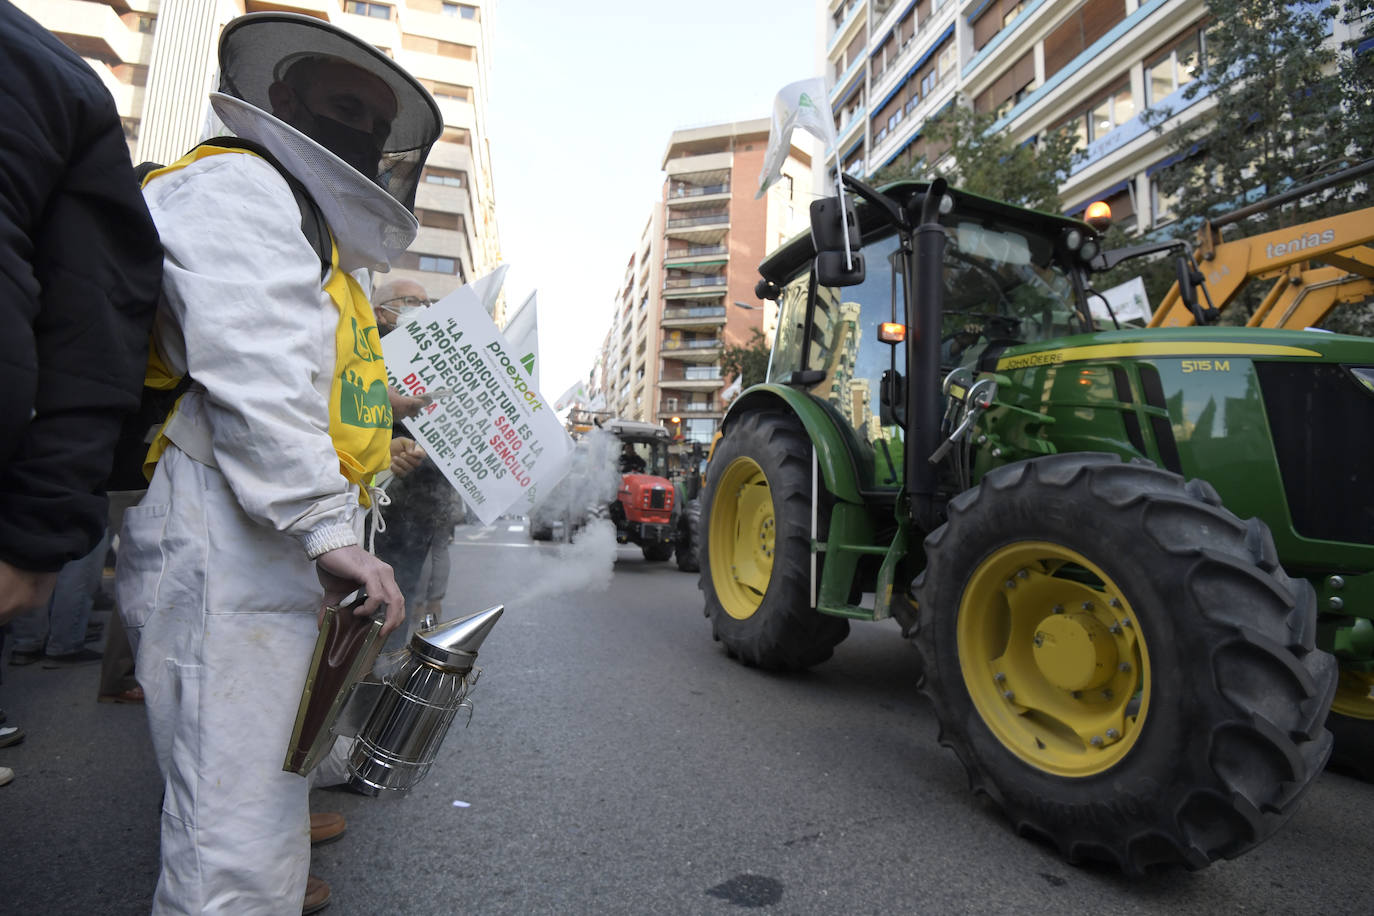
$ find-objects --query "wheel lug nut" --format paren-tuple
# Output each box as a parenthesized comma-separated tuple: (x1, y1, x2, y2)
(994, 672, 1006, 682)
(1109, 623, 1122, 635)
(1017, 569, 1029, 579)
(1081, 601, 1093, 610)
(1108, 598, 1121, 608)
(1119, 662, 1131, 673)
(1005, 579, 1017, 589)
(1102, 688, 1113, 699)
(1106, 728, 1120, 740)
(1051, 604, 1063, 614)
(1002, 691, 1015, 701)
(1090, 735, 1104, 747)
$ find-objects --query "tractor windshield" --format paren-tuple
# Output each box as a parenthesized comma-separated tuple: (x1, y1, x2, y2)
(620, 439, 669, 477)
(941, 221, 1087, 368)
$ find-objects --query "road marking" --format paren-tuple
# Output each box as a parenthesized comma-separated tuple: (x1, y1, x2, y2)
(506, 524, 524, 532)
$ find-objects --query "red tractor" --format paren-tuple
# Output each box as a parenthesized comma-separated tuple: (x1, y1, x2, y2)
(605, 419, 676, 561)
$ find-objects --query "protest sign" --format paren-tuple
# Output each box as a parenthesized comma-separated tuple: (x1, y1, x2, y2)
(382, 284, 572, 526)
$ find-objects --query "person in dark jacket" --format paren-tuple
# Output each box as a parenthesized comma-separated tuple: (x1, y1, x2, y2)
(0, 0, 162, 625)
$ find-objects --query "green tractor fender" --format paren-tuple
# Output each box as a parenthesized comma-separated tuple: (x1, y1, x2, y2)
(723, 384, 864, 505)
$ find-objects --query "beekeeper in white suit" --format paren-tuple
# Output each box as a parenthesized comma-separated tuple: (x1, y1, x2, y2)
(115, 13, 441, 913)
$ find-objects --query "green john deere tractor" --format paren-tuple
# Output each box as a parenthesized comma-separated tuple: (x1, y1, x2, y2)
(698, 174, 1374, 874)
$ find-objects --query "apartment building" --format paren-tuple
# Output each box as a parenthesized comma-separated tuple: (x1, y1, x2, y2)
(821, 0, 1284, 233)
(599, 120, 814, 445)
(16, 0, 500, 314)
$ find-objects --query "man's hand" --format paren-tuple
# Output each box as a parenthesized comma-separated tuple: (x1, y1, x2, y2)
(315, 544, 405, 636)
(0, 559, 57, 625)
(388, 386, 426, 420)
(390, 437, 426, 477)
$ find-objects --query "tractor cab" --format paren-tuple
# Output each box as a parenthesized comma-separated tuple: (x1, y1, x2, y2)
(755, 177, 1103, 500)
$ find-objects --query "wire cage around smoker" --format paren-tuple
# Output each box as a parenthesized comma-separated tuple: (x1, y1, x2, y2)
(347, 653, 479, 795)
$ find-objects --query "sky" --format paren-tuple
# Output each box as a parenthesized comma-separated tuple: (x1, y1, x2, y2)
(486, 0, 821, 404)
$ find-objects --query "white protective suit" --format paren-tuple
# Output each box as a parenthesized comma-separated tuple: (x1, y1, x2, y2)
(116, 115, 410, 913)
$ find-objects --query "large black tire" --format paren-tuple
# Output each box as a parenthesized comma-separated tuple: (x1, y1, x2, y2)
(642, 541, 673, 562)
(675, 499, 701, 572)
(912, 453, 1336, 875)
(699, 411, 848, 669)
(1326, 670, 1374, 781)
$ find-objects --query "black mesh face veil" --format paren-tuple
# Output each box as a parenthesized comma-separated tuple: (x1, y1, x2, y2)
(218, 12, 442, 211)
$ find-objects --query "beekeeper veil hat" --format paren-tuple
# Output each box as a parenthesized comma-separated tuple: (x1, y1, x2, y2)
(216, 11, 442, 214)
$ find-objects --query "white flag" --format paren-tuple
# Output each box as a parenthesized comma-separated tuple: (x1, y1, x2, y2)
(758, 78, 837, 198)
(470, 264, 509, 317)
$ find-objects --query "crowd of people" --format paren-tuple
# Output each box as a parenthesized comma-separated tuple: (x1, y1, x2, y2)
(1, 4, 467, 912)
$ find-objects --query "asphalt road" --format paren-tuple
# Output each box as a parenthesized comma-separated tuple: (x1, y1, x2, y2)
(3, 520, 1373, 915)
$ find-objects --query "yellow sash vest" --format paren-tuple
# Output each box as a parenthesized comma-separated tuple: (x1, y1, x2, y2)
(142, 146, 392, 505)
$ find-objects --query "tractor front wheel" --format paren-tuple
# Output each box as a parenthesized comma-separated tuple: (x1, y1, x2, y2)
(1327, 671, 1374, 781)
(675, 499, 701, 572)
(699, 411, 847, 669)
(913, 453, 1336, 874)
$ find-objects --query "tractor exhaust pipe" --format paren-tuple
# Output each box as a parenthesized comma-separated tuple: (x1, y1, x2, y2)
(909, 179, 947, 532)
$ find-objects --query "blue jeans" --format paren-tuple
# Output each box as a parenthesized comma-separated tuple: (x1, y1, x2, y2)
(10, 530, 110, 656)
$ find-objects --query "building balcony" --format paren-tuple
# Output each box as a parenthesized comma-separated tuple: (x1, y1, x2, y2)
(668, 181, 730, 201)
(663, 276, 727, 299)
(660, 337, 722, 363)
(20, 0, 152, 65)
(665, 211, 729, 245)
(665, 212, 729, 230)
(826, 0, 866, 57)
(659, 366, 725, 391)
(659, 402, 721, 419)
(663, 244, 727, 266)
(662, 305, 727, 329)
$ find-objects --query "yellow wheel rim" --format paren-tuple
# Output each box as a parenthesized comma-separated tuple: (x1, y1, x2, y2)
(708, 456, 776, 621)
(958, 541, 1151, 778)
(1331, 670, 1374, 720)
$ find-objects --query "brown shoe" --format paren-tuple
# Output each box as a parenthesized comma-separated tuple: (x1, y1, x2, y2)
(98, 685, 145, 704)
(302, 874, 331, 914)
(309, 812, 346, 846)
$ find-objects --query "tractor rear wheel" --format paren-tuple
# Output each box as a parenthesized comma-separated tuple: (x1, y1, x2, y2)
(700, 410, 847, 669)
(1327, 671, 1374, 781)
(675, 500, 701, 572)
(912, 453, 1336, 874)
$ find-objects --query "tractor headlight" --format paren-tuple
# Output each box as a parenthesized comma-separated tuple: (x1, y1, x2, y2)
(1080, 239, 1100, 262)
(1063, 228, 1083, 252)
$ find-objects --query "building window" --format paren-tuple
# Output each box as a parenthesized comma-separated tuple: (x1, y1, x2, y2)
(344, 0, 391, 19)
(403, 34, 476, 59)
(419, 254, 460, 275)
(135, 13, 155, 33)
(1146, 26, 1206, 105)
(425, 80, 471, 103)
(1089, 82, 1134, 140)
(417, 208, 462, 231)
(1061, 80, 1135, 146)
(1151, 177, 1179, 227)
(1043, 0, 1127, 79)
(422, 167, 468, 188)
(442, 2, 478, 17)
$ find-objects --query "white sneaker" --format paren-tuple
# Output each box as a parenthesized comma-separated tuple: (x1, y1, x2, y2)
(0, 766, 13, 786)
(0, 725, 23, 748)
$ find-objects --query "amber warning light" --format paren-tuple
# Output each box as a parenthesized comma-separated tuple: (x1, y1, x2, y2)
(879, 323, 906, 343)
(1084, 201, 1112, 231)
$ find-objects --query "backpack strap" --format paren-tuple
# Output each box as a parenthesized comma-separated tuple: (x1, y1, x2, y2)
(194, 136, 333, 281)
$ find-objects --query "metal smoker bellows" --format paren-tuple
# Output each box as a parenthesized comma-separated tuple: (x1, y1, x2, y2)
(284, 603, 503, 795)
(348, 605, 501, 794)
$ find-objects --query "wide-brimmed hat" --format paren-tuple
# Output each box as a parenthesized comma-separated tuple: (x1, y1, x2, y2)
(218, 12, 442, 209)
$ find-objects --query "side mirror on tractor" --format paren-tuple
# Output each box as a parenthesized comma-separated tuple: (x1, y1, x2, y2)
(810, 196, 865, 287)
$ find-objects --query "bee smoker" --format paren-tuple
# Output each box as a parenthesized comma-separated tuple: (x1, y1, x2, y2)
(285, 600, 503, 795)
